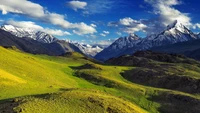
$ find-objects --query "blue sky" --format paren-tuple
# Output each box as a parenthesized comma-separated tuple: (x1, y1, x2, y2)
(0, 0, 200, 46)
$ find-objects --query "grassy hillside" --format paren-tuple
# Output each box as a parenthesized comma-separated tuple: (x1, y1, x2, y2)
(0, 47, 200, 113)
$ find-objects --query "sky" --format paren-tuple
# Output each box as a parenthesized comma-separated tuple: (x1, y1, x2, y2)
(0, 0, 200, 46)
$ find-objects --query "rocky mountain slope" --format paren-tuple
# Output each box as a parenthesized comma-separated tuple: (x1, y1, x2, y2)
(0, 29, 82, 55)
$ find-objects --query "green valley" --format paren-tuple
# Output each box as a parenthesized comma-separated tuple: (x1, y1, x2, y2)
(0, 47, 200, 113)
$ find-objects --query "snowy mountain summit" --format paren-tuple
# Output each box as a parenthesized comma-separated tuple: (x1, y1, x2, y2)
(1, 25, 58, 43)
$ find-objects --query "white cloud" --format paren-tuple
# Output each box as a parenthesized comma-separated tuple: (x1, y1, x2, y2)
(100, 33, 106, 37)
(122, 26, 145, 34)
(103, 31, 109, 34)
(7, 20, 71, 36)
(0, 0, 96, 35)
(108, 17, 147, 34)
(67, 1, 87, 11)
(72, 22, 97, 35)
(90, 24, 97, 28)
(42, 29, 71, 36)
(119, 17, 138, 26)
(100, 31, 110, 37)
(0, 0, 44, 17)
(193, 23, 200, 29)
(145, 0, 192, 27)
(7, 20, 43, 30)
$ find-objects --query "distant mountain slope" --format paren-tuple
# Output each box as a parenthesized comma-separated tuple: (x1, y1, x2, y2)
(95, 34, 142, 61)
(1, 25, 58, 43)
(95, 20, 199, 61)
(69, 42, 103, 57)
(151, 39, 200, 60)
(0, 29, 82, 55)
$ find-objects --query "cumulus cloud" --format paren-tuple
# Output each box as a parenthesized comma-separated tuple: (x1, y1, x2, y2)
(145, 0, 191, 26)
(90, 24, 97, 28)
(100, 31, 110, 37)
(43, 28, 71, 36)
(0, 0, 96, 35)
(143, 0, 192, 34)
(193, 23, 200, 29)
(103, 31, 109, 34)
(7, 20, 71, 36)
(120, 17, 147, 33)
(72, 22, 97, 35)
(119, 17, 138, 26)
(7, 20, 43, 30)
(100, 33, 106, 37)
(108, 17, 147, 34)
(0, 0, 44, 17)
(67, 1, 87, 11)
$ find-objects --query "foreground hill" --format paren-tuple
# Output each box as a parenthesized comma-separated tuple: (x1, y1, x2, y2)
(106, 50, 200, 94)
(0, 47, 200, 113)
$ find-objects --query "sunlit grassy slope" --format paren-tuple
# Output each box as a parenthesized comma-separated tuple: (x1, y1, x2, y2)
(0, 46, 200, 113)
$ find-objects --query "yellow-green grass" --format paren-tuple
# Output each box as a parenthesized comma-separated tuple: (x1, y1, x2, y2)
(1, 46, 200, 113)
(0, 47, 92, 99)
(12, 89, 147, 113)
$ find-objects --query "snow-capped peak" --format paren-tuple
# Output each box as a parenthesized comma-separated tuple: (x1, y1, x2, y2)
(1, 24, 57, 43)
(128, 34, 140, 40)
(166, 20, 189, 33)
(2, 25, 16, 30)
(1, 25, 36, 38)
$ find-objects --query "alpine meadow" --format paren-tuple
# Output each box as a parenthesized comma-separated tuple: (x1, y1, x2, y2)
(0, 0, 200, 113)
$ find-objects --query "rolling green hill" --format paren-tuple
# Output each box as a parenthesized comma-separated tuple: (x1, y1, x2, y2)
(0, 47, 200, 113)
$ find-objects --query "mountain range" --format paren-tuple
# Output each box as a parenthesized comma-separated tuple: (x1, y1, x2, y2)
(0, 25, 103, 57)
(1, 20, 200, 61)
(0, 27, 82, 56)
(95, 20, 199, 61)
